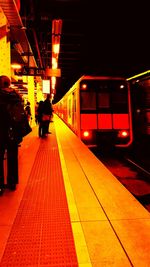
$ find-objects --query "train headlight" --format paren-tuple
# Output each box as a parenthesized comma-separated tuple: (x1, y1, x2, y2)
(83, 131, 90, 137)
(81, 83, 87, 90)
(118, 130, 129, 138)
(82, 130, 91, 139)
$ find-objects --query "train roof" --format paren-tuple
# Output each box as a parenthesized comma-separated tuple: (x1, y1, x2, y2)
(78, 75, 127, 81)
(127, 70, 150, 81)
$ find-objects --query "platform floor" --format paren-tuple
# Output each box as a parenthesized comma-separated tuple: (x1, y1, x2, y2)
(0, 115, 150, 267)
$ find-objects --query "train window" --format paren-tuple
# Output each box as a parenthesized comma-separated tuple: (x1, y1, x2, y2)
(98, 93, 110, 108)
(111, 91, 128, 112)
(68, 99, 71, 117)
(80, 92, 96, 110)
(139, 80, 150, 108)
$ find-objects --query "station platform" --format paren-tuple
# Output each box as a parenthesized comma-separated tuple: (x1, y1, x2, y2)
(0, 115, 150, 267)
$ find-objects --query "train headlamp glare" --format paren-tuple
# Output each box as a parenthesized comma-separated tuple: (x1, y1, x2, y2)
(81, 83, 87, 90)
(83, 131, 90, 138)
(118, 130, 129, 138)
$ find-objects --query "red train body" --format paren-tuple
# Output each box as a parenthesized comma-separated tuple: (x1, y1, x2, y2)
(54, 75, 133, 148)
(127, 70, 150, 143)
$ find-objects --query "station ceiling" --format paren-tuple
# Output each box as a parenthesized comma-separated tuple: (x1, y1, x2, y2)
(1, 0, 149, 102)
(19, 0, 84, 102)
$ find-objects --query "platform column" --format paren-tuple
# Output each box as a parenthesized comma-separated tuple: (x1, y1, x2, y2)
(0, 7, 11, 78)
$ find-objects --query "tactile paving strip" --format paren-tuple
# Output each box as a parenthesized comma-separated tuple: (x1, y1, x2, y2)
(0, 125, 78, 266)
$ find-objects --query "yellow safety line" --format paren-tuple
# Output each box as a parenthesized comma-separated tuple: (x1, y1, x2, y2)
(55, 125, 92, 267)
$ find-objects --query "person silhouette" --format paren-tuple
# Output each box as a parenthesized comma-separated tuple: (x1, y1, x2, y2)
(0, 75, 31, 194)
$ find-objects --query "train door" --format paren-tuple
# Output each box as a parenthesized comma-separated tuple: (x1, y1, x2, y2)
(141, 81, 150, 135)
(72, 91, 77, 132)
(131, 79, 150, 138)
(67, 95, 72, 126)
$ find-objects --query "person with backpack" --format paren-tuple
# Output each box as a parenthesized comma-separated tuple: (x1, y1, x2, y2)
(0, 75, 31, 195)
(25, 101, 32, 124)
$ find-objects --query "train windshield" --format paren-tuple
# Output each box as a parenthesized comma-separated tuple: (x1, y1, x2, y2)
(80, 80, 128, 113)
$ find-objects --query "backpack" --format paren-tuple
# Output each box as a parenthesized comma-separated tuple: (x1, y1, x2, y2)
(6, 96, 32, 143)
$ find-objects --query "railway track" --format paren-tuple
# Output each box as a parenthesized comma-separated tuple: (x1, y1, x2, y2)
(91, 147, 150, 212)
(125, 157, 150, 177)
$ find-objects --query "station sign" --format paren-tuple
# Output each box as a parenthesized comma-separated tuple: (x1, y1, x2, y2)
(15, 67, 45, 76)
(15, 67, 61, 77)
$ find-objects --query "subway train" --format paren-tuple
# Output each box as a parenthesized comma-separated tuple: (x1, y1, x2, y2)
(127, 70, 150, 143)
(54, 75, 133, 148)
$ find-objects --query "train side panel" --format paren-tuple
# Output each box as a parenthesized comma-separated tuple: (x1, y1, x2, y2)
(54, 78, 82, 138)
(127, 71, 150, 144)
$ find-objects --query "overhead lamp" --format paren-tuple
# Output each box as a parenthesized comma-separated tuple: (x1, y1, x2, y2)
(52, 57, 58, 69)
(53, 44, 60, 54)
(52, 19, 62, 35)
(21, 26, 27, 30)
(12, 42, 28, 63)
(11, 63, 22, 69)
(51, 19, 62, 95)
(51, 76, 56, 90)
(13, 42, 24, 55)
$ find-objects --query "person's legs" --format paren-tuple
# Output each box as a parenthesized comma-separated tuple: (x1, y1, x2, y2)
(0, 146, 5, 195)
(42, 121, 47, 136)
(47, 121, 51, 133)
(45, 120, 51, 134)
(38, 122, 43, 137)
(7, 144, 18, 190)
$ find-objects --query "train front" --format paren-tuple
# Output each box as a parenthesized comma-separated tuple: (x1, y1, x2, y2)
(79, 77, 133, 148)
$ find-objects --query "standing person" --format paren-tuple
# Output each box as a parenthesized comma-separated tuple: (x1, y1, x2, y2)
(0, 75, 31, 195)
(35, 102, 39, 124)
(37, 100, 44, 137)
(42, 94, 53, 136)
(25, 101, 32, 124)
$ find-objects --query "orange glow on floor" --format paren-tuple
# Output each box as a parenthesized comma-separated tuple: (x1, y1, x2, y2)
(0, 116, 150, 266)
